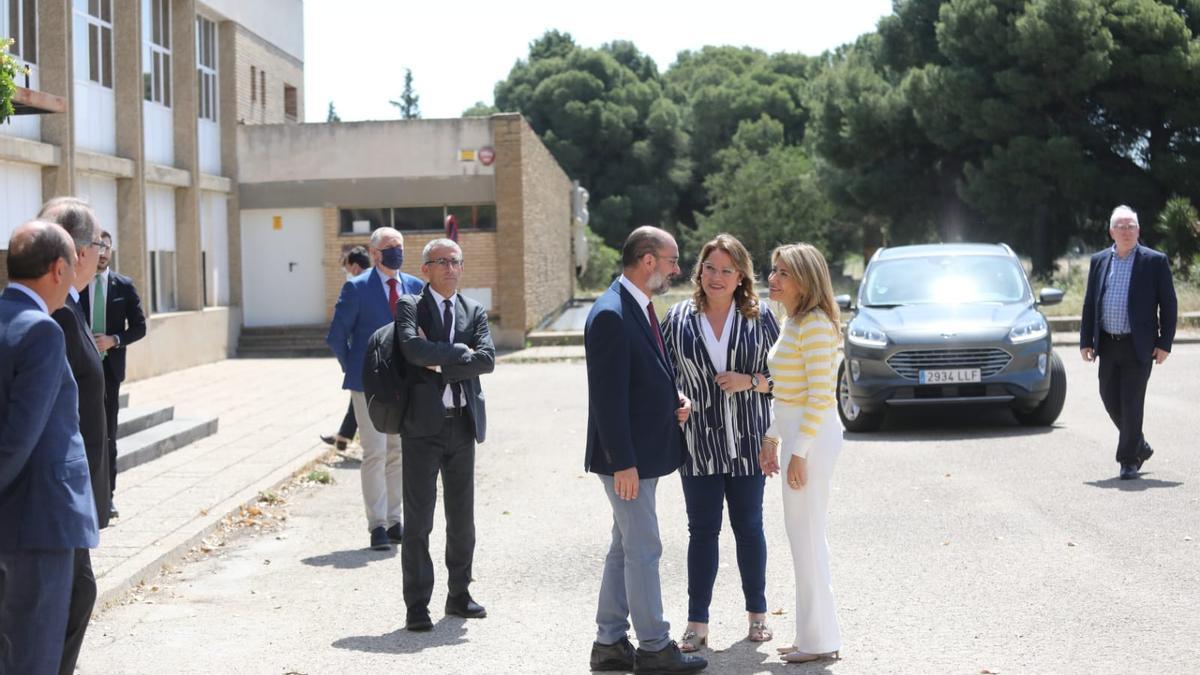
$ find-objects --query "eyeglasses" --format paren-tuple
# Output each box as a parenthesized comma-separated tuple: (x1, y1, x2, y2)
(424, 258, 464, 269)
(89, 240, 111, 252)
(1111, 223, 1139, 231)
(701, 262, 738, 279)
(653, 254, 680, 266)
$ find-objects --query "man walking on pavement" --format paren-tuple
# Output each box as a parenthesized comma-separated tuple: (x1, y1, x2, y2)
(394, 238, 494, 632)
(583, 226, 706, 674)
(79, 229, 146, 520)
(0, 221, 98, 675)
(326, 227, 423, 550)
(1080, 204, 1177, 480)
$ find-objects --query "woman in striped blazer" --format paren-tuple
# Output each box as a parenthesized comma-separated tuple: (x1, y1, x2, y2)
(660, 234, 780, 652)
(758, 243, 843, 664)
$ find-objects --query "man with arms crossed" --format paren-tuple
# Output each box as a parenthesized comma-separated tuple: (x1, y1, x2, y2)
(394, 239, 494, 632)
(1080, 205, 1177, 480)
(584, 226, 705, 674)
(0, 221, 98, 674)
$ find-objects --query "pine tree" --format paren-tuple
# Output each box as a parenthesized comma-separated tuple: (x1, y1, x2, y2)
(326, 101, 341, 122)
(389, 69, 420, 120)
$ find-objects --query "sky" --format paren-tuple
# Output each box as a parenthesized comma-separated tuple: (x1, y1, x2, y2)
(303, 0, 893, 122)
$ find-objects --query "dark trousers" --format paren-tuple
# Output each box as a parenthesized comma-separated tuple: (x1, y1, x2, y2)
(337, 398, 358, 440)
(103, 374, 121, 495)
(59, 549, 96, 675)
(680, 473, 768, 623)
(1098, 333, 1154, 464)
(0, 548, 74, 675)
(401, 414, 476, 612)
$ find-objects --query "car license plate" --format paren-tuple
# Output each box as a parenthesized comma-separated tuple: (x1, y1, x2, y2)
(919, 368, 981, 384)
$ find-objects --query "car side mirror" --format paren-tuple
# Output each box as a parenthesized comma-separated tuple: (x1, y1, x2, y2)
(1038, 288, 1064, 306)
(835, 294, 853, 311)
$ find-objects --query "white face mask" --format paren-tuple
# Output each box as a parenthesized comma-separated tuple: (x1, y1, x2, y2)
(345, 271, 354, 281)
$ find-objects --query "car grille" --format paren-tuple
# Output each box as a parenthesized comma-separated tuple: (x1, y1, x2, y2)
(886, 348, 1012, 380)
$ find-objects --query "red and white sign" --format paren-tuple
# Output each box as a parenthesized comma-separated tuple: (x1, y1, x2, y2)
(478, 146, 495, 166)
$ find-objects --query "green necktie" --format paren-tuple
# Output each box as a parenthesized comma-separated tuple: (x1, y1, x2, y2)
(93, 275, 107, 359)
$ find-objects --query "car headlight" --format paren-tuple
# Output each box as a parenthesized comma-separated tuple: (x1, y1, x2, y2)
(1009, 316, 1048, 344)
(847, 323, 888, 348)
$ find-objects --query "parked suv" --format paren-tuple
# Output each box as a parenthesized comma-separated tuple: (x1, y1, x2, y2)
(836, 243, 1066, 432)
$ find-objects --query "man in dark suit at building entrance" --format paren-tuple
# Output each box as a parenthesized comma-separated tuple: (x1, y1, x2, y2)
(394, 238, 494, 632)
(1080, 204, 1178, 480)
(79, 229, 147, 519)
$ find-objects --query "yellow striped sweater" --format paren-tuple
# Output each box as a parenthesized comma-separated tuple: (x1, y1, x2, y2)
(766, 309, 838, 456)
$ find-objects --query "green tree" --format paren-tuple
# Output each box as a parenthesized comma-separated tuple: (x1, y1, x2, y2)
(0, 39, 26, 124)
(326, 101, 341, 122)
(1155, 196, 1200, 278)
(462, 101, 499, 116)
(494, 32, 690, 248)
(390, 68, 421, 119)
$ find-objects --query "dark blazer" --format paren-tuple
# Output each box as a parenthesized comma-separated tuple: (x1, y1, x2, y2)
(79, 270, 147, 384)
(661, 300, 779, 477)
(394, 287, 495, 443)
(1080, 244, 1178, 363)
(52, 294, 111, 529)
(584, 279, 686, 479)
(0, 288, 99, 552)
(327, 269, 424, 392)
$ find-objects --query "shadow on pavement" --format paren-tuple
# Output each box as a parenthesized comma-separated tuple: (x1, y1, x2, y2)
(300, 547, 397, 569)
(1084, 475, 1183, 491)
(332, 619, 467, 654)
(845, 405, 1058, 443)
(708, 638, 839, 673)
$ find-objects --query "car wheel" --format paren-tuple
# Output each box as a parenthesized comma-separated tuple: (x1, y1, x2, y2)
(1014, 351, 1066, 426)
(838, 359, 883, 432)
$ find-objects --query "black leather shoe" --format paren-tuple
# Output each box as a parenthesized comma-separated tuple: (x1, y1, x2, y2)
(445, 593, 487, 618)
(634, 641, 707, 674)
(369, 526, 391, 550)
(591, 636, 636, 672)
(405, 608, 433, 632)
(1137, 441, 1154, 470)
(320, 434, 348, 450)
(1119, 463, 1139, 480)
(386, 523, 403, 545)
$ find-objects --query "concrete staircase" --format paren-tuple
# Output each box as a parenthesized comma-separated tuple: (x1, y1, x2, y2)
(236, 324, 330, 358)
(115, 394, 219, 473)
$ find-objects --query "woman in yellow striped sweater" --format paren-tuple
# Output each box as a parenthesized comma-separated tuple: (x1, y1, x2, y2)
(757, 243, 843, 664)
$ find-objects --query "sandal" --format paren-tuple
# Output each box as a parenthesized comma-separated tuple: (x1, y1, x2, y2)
(780, 650, 840, 663)
(678, 628, 708, 653)
(747, 620, 773, 642)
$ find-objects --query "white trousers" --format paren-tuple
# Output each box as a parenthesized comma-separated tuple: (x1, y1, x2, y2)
(776, 403, 842, 654)
(350, 391, 404, 531)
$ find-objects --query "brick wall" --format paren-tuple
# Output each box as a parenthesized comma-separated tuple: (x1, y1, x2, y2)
(231, 25, 304, 126)
(320, 207, 499, 322)
(519, 118, 573, 330)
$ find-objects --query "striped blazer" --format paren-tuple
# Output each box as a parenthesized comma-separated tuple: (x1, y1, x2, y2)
(661, 299, 780, 477)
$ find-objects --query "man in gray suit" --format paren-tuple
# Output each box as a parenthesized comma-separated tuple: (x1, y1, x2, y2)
(0, 221, 99, 675)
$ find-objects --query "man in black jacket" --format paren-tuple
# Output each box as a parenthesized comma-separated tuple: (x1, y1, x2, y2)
(393, 238, 494, 632)
(41, 197, 110, 675)
(79, 229, 147, 518)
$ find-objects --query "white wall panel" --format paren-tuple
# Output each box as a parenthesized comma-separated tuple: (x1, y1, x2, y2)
(74, 172, 118, 249)
(144, 183, 176, 252)
(200, 191, 229, 305)
(0, 160, 43, 248)
(143, 103, 174, 166)
(74, 82, 117, 155)
(198, 119, 220, 175)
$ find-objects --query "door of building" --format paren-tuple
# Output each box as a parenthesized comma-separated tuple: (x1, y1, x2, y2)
(240, 208, 326, 327)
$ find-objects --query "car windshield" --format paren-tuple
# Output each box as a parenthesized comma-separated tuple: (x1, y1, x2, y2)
(862, 255, 1029, 306)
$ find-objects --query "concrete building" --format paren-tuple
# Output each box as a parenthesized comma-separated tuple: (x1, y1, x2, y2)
(237, 114, 574, 349)
(3, 0, 578, 373)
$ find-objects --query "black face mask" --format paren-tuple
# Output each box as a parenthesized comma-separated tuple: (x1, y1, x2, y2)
(380, 247, 404, 270)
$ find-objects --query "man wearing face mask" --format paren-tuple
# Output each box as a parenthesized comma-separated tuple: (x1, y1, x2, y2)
(326, 228, 423, 550)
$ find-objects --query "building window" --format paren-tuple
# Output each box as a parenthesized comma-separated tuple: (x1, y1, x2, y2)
(148, 250, 177, 312)
(259, 69, 265, 107)
(338, 205, 498, 235)
(250, 65, 256, 101)
(5, 0, 37, 65)
(142, 0, 172, 106)
(283, 83, 297, 121)
(80, 0, 114, 88)
(195, 15, 217, 121)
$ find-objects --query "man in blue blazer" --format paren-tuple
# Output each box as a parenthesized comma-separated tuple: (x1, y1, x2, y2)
(584, 226, 706, 674)
(0, 221, 99, 675)
(1080, 205, 1178, 480)
(326, 227, 423, 550)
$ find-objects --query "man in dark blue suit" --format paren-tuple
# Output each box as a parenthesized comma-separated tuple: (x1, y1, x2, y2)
(584, 226, 705, 674)
(1080, 205, 1178, 480)
(0, 221, 99, 675)
(326, 227, 423, 550)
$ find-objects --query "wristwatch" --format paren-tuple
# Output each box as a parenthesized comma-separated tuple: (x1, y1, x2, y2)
(750, 373, 760, 390)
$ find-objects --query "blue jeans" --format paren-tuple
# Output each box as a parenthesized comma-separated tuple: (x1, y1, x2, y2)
(680, 473, 767, 623)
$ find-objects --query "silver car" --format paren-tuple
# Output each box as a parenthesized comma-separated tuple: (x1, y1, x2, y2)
(836, 243, 1066, 432)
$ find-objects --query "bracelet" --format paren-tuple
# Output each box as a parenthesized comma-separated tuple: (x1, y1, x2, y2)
(762, 436, 780, 447)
